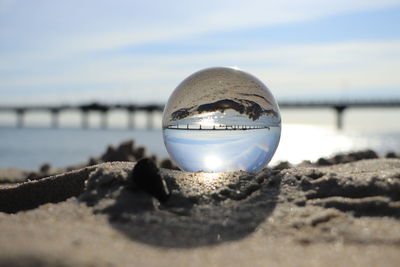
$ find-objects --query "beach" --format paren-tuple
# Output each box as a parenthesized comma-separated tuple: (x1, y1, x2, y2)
(0, 142, 399, 266)
(1, 0, 400, 265)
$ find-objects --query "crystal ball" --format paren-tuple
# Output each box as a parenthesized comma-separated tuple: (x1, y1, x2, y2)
(162, 67, 281, 172)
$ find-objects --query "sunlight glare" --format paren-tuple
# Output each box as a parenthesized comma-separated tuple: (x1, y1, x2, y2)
(199, 172, 221, 183)
(204, 155, 222, 171)
(272, 124, 353, 164)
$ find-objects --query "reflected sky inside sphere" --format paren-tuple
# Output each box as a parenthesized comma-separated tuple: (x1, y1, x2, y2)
(163, 126, 280, 172)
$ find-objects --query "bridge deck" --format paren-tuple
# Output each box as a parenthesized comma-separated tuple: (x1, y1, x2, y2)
(1, 100, 400, 112)
(0, 100, 399, 129)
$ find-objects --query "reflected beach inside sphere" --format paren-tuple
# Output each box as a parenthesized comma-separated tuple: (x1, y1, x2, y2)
(162, 67, 281, 172)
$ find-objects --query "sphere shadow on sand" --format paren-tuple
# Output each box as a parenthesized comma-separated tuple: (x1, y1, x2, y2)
(0, 160, 281, 248)
(79, 164, 281, 248)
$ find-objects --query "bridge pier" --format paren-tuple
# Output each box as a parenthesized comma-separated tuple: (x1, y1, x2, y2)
(146, 110, 154, 129)
(81, 111, 89, 129)
(128, 111, 135, 129)
(100, 110, 108, 129)
(126, 106, 136, 129)
(334, 105, 346, 130)
(16, 108, 25, 128)
(50, 109, 60, 128)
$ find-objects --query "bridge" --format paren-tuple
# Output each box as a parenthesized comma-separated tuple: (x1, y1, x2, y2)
(0, 103, 162, 130)
(0, 100, 399, 130)
(278, 99, 400, 129)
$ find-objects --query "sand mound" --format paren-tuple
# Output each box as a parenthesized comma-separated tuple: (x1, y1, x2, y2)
(0, 159, 399, 266)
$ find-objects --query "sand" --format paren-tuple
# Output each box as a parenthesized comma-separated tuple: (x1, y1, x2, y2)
(0, 158, 400, 266)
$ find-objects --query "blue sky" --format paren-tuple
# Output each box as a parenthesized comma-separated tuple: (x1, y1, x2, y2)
(1, 0, 400, 105)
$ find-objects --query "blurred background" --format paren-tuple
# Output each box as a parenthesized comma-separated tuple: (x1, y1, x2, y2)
(0, 0, 399, 170)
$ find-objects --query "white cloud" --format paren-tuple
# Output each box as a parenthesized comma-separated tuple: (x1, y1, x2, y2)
(1, 0, 399, 56)
(1, 0, 400, 104)
(1, 40, 399, 104)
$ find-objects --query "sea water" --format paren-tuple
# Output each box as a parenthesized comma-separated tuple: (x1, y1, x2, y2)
(0, 125, 399, 170)
(163, 127, 281, 172)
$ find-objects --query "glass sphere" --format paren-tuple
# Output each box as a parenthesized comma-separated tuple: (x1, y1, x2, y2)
(162, 67, 281, 172)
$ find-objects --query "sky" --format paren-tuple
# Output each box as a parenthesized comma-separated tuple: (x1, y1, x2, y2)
(1, 0, 400, 105)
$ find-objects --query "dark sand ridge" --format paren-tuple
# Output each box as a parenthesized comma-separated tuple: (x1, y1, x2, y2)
(0, 157, 400, 266)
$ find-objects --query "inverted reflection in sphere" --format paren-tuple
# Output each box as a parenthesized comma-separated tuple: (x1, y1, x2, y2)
(162, 67, 281, 172)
